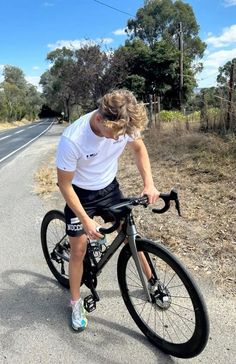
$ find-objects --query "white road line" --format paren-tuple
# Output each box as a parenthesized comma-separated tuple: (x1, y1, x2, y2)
(28, 122, 44, 128)
(0, 121, 53, 164)
(14, 129, 25, 134)
(0, 135, 11, 141)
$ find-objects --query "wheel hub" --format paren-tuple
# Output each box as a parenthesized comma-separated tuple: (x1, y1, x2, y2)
(152, 284, 172, 309)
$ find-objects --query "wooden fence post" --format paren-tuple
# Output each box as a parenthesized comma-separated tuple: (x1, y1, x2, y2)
(226, 61, 235, 131)
(148, 94, 153, 127)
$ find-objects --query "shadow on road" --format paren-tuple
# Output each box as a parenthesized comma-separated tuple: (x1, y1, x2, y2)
(0, 269, 175, 364)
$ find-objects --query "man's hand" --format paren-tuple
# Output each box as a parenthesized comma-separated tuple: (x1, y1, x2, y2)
(142, 186, 160, 204)
(81, 216, 103, 240)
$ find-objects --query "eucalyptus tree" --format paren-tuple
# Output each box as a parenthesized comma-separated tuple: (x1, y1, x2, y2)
(217, 58, 236, 93)
(72, 44, 109, 111)
(122, 0, 206, 108)
(41, 44, 111, 120)
(41, 47, 77, 121)
(0, 65, 42, 121)
(1, 66, 27, 120)
(217, 58, 236, 131)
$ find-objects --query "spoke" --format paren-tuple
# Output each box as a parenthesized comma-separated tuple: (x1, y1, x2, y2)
(127, 272, 143, 289)
(129, 291, 147, 301)
(165, 271, 177, 288)
(127, 263, 143, 288)
(163, 262, 168, 286)
(166, 308, 195, 325)
(132, 300, 148, 306)
(128, 283, 144, 289)
(164, 310, 182, 342)
(155, 306, 173, 342)
(137, 299, 149, 317)
(171, 295, 191, 299)
(124, 245, 200, 348)
(47, 219, 69, 277)
(162, 309, 165, 340)
(171, 301, 194, 312)
(168, 283, 185, 289)
(146, 301, 153, 327)
(169, 305, 195, 334)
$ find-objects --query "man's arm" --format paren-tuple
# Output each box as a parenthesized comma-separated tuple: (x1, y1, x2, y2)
(57, 168, 102, 239)
(127, 138, 159, 204)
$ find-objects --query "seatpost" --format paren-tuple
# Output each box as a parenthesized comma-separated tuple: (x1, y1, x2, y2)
(126, 214, 152, 302)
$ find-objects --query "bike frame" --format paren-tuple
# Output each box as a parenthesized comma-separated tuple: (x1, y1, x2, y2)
(89, 212, 152, 302)
(54, 211, 153, 302)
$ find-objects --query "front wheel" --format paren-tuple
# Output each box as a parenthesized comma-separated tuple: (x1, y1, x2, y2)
(117, 238, 209, 358)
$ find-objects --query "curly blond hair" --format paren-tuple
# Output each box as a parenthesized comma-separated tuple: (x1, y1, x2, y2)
(97, 89, 148, 138)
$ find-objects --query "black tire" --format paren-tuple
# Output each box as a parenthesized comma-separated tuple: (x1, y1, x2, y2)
(117, 238, 209, 358)
(41, 210, 70, 288)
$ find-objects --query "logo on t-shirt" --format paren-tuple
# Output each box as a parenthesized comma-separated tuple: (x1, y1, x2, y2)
(86, 153, 98, 158)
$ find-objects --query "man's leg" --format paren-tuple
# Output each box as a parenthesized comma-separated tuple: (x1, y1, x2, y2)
(138, 252, 152, 280)
(123, 236, 152, 280)
(69, 234, 87, 301)
(69, 234, 88, 331)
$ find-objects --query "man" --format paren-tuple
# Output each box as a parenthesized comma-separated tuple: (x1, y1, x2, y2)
(56, 89, 159, 331)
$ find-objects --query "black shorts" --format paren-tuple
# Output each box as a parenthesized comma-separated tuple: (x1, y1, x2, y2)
(64, 178, 124, 237)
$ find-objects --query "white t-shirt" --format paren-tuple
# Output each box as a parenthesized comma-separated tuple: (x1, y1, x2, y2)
(56, 110, 134, 190)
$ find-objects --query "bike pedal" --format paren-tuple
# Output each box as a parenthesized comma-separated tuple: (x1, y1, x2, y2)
(84, 295, 97, 313)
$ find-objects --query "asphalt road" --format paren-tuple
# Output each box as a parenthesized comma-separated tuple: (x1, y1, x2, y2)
(0, 124, 235, 364)
(0, 119, 53, 165)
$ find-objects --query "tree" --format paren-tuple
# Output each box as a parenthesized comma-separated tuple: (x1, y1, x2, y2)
(0, 90, 8, 120)
(41, 44, 113, 119)
(125, 0, 206, 108)
(44, 47, 77, 120)
(123, 75, 146, 99)
(217, 58, 236, 132)
(0, 65, 42, 122)
(3, 65, 27, 88)
(217, 58, 236, 94)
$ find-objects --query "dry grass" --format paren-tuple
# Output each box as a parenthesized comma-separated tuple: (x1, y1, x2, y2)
(118, 122, 236, 297)
(34, 164, 57, 197)
(0, 119, 32, 130)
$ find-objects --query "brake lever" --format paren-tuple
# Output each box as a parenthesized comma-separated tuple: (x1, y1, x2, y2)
(152, 188, 181, 216)
(175, 197, 181, 216)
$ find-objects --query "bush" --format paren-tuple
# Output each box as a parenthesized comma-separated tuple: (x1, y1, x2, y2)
(159, 110, 186, 123)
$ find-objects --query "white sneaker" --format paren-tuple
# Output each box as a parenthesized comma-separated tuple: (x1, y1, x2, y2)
(71, 298, 87, 331)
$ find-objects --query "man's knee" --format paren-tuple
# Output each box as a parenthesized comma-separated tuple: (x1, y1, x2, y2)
(70, 235, 87, 260)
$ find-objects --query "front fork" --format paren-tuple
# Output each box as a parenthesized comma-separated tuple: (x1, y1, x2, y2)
(126, 215, 152, 302)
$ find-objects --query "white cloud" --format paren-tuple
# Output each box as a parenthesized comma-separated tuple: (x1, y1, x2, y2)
(112, 28, 127, 36)
(48, 38, 113, 50)
(26, 76, 42, 91)
(33, 66, 40, 70)
(224, 0, 236, 7)
(0, 65, 4, 83)
(204, 48, 236, 68)
(197, 47, 236, 87)
(205, 24, 236, 48)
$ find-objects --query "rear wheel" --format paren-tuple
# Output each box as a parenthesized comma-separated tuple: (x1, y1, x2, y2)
(117, 238, 209, 358)
(41, 210, 70, 288)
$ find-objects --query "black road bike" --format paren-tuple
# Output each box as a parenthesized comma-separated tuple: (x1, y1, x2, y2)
(41, 189, 209, 358)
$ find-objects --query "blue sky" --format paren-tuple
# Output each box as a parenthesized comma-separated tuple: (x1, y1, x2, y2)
(0, 0, 236, 90)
